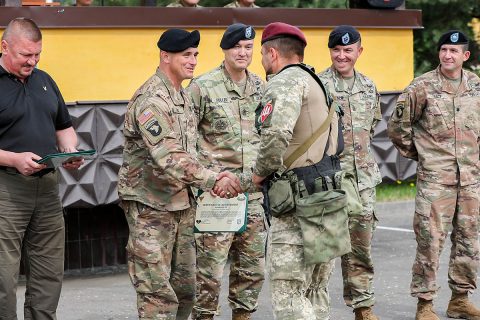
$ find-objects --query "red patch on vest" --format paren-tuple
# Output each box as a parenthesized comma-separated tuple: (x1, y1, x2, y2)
(260, 102, 273, 123)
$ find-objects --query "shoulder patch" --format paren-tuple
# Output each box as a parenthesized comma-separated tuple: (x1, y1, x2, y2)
(395, 101, 405, 118)
(260, 101, 273, 123)
(138, 108, 155, 125)
(139, 113, 171, 145)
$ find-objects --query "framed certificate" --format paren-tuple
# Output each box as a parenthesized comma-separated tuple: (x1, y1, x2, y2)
(194, 192, 248, 234)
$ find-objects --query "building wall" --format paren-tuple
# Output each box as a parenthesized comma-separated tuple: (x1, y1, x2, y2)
(38, 27, 413, 101)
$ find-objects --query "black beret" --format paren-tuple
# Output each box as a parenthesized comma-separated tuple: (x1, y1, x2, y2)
(437, 30, 469, 51)
(261, 22, 307, 46)
(220, 23, 256, 49)
(328, 25, 361, 48)
(157, 29, 200, 52)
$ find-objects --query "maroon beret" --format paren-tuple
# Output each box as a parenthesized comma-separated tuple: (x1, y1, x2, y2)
(261, 22, 307, 46)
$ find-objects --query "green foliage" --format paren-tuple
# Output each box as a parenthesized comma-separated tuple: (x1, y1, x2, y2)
(376, 180, 417, 202)
(407, 0, 480, 76)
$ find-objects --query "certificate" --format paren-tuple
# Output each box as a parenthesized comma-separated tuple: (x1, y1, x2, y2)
(194, 192, 248, 233)
(36, 149, 96, 168)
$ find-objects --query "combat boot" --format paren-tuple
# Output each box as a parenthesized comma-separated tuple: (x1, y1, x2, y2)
(446, 292, 480, 320)
(354, 307, 379, 320)
(232, 309, 251, 320)
(415, 299, 439, 320)
(192, 314, 214, 320)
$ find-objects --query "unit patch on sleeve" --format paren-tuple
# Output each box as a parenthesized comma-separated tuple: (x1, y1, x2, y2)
(138, 109, 171, 145)
(260, 101, 273, 123)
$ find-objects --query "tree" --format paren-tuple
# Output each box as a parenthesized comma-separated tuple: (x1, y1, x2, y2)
(406, 0, 480, 76)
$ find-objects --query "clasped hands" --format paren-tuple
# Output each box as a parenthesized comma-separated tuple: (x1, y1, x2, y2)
(211, 171, 242, 198)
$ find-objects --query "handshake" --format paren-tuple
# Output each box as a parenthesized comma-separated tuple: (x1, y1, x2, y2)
(211, 171, 242, 198)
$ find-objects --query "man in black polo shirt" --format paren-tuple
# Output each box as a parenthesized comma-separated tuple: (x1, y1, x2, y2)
(0, 17, 83, 320)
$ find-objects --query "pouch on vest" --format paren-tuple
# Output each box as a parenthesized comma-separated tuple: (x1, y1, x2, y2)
(267, 171, 297, 217)
(295, 181, 351, 265)
(338, 171, 363, 216)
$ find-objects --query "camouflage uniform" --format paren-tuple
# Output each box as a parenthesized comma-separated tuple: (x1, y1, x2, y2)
(254, 65, 339, 320)
(188, 63, 266, 318)
(318, 67, 382, 309)
(167, 0, 202, 7)
(387, 66, 480, 301)
(118, 68, 218, 319)
(224, 1, 259, 8)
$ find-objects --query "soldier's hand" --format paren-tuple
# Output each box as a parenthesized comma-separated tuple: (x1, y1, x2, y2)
(252, 174, 265, 190)
(12, 152, 46, 176)
(213, 171, 242, 198)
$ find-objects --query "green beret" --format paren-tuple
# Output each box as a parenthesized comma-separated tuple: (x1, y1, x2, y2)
(157, 28, 200, 52)
(437, 30, 469, 51)
(220, 23, 256, 49)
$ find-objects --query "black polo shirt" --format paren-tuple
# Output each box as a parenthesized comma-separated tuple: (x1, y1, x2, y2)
(0, 63, 72, 157)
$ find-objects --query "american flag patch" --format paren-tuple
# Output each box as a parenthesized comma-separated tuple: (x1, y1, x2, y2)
(138, 109, 154, 125)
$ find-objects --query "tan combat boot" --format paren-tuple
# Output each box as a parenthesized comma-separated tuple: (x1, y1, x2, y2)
(192, 314, 214, 320)
(415, 299, 439, 320)
(447, 292, 480, 320)
(232, 309, 251, 320)
(354, 307, 379, 320)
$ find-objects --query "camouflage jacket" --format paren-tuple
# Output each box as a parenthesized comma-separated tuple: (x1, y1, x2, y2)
(118, 68, 217, 211)
(189, 63, 264, 192)
(253, 64, 339, 178)
(319, 66, 382, 190)
(388, 66, 480, 186)
(224, 1, 259, 7)
(167, 0, 202, 7)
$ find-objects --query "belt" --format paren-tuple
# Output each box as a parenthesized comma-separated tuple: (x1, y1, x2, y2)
(0, 166, 55, 177)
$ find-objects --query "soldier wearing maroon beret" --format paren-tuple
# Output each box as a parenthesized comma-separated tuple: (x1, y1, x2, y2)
(253, 22, 342, 320)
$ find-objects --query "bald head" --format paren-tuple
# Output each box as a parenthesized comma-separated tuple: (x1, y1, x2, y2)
(2, 17, 42, 43)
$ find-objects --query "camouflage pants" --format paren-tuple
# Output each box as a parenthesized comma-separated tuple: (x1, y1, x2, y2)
(340, 181, 377, 309)
(268, 214, 335, 320)
(122, 201, 196, 320)
(192, 198, 266, 318)
(411, 180, 480, 300)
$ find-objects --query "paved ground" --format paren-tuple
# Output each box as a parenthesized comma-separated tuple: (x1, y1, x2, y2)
(16, 201, 479, 319)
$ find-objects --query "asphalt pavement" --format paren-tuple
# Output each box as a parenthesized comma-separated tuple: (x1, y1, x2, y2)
(16, 201, 480, 319)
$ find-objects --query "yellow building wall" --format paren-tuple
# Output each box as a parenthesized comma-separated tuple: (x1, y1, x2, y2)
(10, 27, 413, 102)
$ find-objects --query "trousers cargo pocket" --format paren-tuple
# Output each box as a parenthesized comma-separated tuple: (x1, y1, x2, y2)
(295, 189, 351, 265)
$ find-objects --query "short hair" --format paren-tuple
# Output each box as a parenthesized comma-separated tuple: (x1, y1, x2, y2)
(263, 37, 305, 60)
(1, 17, 42, 43)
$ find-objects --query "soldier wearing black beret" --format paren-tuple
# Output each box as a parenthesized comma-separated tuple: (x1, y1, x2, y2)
(119, 27, 242, 320)
(437, 30, 469, 51)
(327, 24, 361, 48)
(319, 24, 383, 320)
(388, 28, 480, 320)
(220, 23, 255, 49)
(157, 28, 200, 52)
(188, 23, 265, 320)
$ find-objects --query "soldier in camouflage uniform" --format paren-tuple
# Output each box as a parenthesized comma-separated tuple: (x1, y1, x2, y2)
(318, 25, 382, 320)
(167, 0, 201, 7)
(188, 23, 266, 320)
(224, 0, 259, 8)
(118, 29, 241, 320)
(388, 30, 480, 320)
(252, 22, 340, 320)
